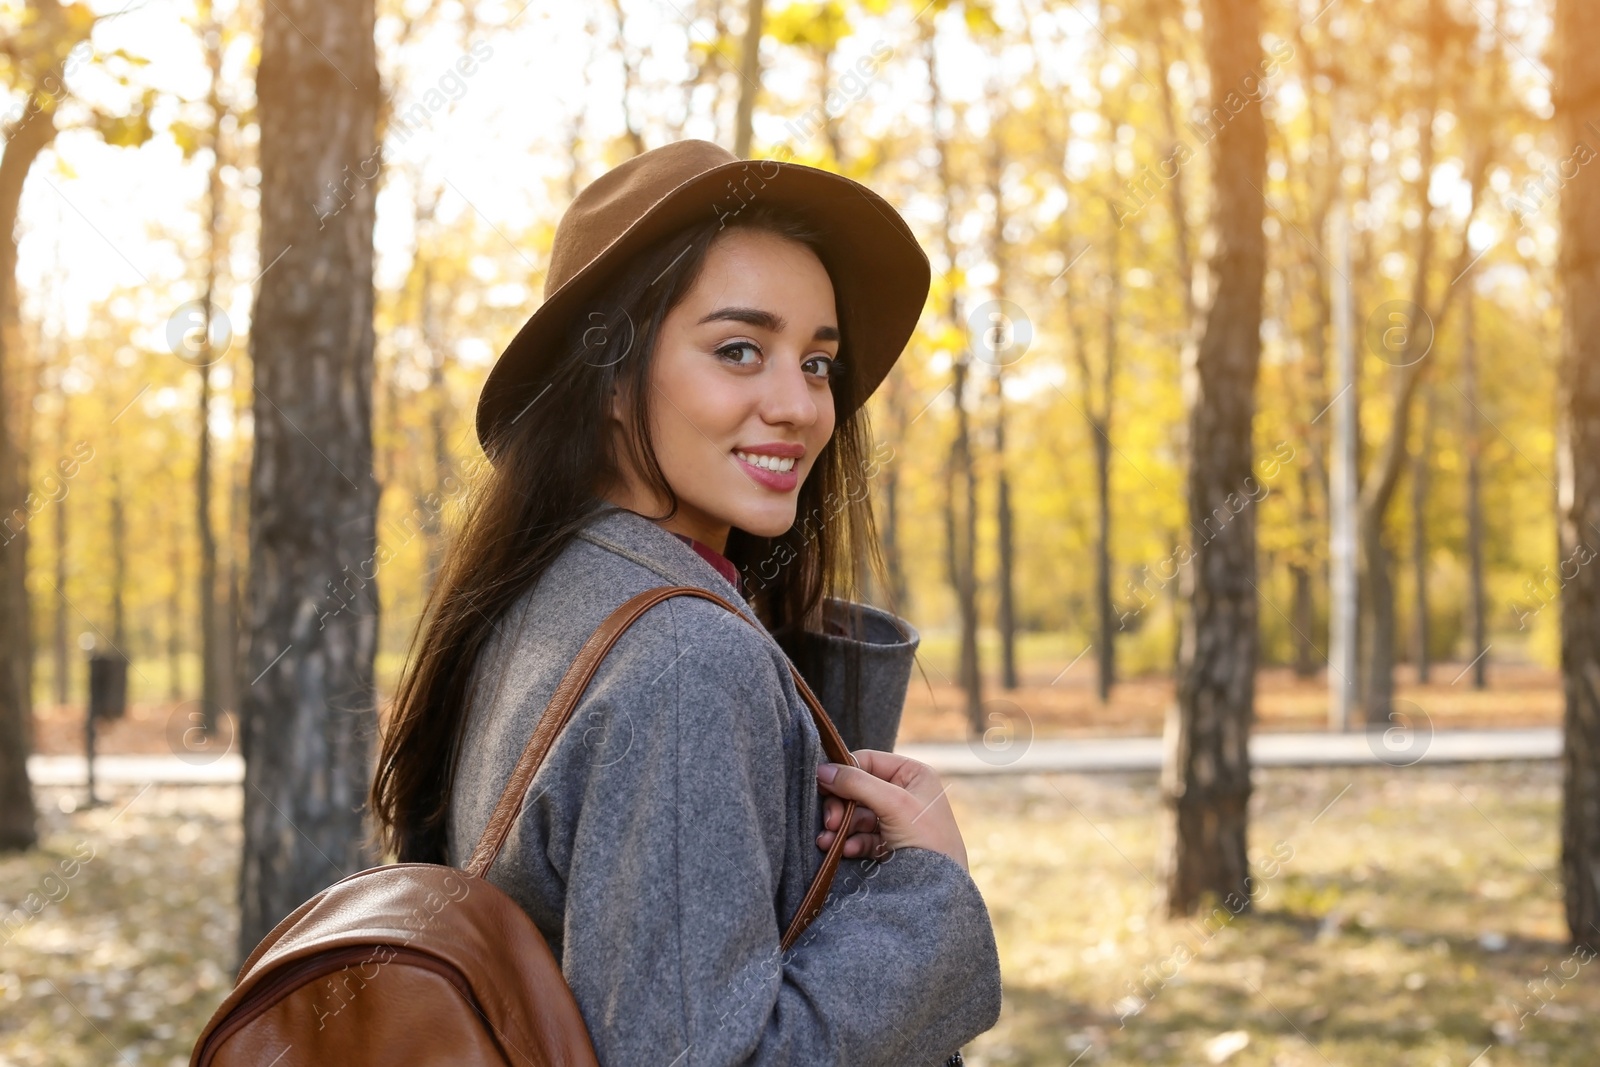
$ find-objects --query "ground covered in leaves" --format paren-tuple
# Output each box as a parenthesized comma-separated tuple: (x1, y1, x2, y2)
(963, 761, 1593, 1066)
(0, 785, 235, 1066)
(0, 763, 1590, 1065)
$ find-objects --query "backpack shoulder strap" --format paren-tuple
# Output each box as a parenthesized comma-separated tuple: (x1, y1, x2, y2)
(465, 584, 862, 952)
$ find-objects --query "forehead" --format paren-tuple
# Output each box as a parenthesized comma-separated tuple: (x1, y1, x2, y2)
(688, 229, 837, 317)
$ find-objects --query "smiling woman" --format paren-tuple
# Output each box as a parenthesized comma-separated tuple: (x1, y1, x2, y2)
(368, 139, 1003, 1064)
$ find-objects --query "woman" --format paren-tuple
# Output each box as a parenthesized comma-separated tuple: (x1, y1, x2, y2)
(371, 140, 1002, 1064)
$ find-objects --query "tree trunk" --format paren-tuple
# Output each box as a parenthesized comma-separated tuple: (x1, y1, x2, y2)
(1291, 79, 1334, 686)
(1094, 426, 1113, 702)
(199, 0, 225, 732)
(1291, 560, 1316, 678)
(996, 451, 1016, 688)
(238, 0, 381, 959)
(110, 446, 126, 650)
(1162, 0, 1267, 918)
(1352, 0, 1487, 725)
(226, 453, 244, 716)
(881, 373, 908, 615)
(1360, 524, 1397, 722)
(1556, 0, 1600, 950)
(925, 25, 982, 731)
(52, 403, 69, 708)
(1068, 203, 1118, 704)
(169, 531, 184, 702)
(1096, 217, 1121, 702)
(0, 92, 56, 851)
(418, 254, 450, 599)
(1462, 282, 1488, 688)
(1412, 388, 1433, 682)
(607, 0, 648, 158)
(951, 355, 982, 731)
(733, 0, 765, 158)
(1065, 252, 1114, 702)
(988, 120, 1018, 691)
(1151, 5, 1197, 332)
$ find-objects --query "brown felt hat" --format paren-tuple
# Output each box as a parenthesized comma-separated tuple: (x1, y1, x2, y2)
(475, 138, 931, 464)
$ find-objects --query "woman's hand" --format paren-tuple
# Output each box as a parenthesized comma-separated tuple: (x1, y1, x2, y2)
(814, 749, 969, 872)
(817, 793, 884, 860)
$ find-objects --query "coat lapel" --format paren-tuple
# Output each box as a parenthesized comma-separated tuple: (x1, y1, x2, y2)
(575, 505, 763, 627)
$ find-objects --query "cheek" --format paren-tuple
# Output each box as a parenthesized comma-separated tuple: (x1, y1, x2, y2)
(648, 353, 747, 461)
(813, 392, 837, 445)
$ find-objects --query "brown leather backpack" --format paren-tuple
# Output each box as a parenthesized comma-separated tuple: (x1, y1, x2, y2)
(190, 585, 862, 1065)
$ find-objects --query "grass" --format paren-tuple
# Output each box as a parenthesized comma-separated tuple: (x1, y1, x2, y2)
(0, 763, 1591, 1065)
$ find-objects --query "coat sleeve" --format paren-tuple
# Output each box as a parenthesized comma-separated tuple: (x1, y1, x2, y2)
(541, 596, 1000, 1066)
(791, 598, 921, 753)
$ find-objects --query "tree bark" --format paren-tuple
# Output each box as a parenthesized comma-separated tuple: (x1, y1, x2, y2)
(950, 356, 982, 731)
(1462, 281, 1488, 688)
(1362, 527, 1396, 714)
(0, 91, 56, 851)
(1556, 0, 1600, 950)
(925, 24, 982, 730)
(414, 242, 451, 600)
(198, 0, 226, 732)
(1151, 3, 1197, 332)
(52, 404, 69, 708)
(733, 0, 765, 158)
(1291, 559, 1316, 677)
(110, 445, 126, 650)
(1093, 426, 1113, 701)
(608, 0, 649, 157)
(169, 531, 184, 701)
(1355, 89, 1435, 726)
(1289, 53, 1334, 683)
(988, 115, 1018, 691)
(1071, 216, 1118, 704)
(880, 371, 908, 615)
(1163, 0, 1267, 918)
(238, 0, 381, 958)
(1411, 387, 1433, 682)
(225, 449, 244, 716)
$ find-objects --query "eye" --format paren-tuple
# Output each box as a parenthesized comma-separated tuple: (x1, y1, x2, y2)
(714, 340, 762, 366)
(803, 354, 842, 381)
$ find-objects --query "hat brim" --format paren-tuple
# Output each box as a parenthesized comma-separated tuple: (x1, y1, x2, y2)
(475, 158, 931, 463)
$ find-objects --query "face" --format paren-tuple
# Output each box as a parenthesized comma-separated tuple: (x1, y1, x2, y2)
(606, 228, 840, 553)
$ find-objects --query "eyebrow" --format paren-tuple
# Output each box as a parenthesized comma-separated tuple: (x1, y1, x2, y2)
(696, 306, 840, 343)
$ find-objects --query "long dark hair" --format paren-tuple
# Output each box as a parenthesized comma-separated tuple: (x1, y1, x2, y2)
(371, 201, 891, 863)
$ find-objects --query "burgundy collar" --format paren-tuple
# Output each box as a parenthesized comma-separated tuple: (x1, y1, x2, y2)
(670, 532, 742, 596)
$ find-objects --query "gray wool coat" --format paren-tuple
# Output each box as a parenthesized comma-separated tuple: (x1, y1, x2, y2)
(444, 504, 1003, 1065)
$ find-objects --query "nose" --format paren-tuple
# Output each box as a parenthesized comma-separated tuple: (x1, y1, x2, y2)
(760, 350, 824, 428)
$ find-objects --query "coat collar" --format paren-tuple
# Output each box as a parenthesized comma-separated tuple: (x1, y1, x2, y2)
(575, 504, 757, 620)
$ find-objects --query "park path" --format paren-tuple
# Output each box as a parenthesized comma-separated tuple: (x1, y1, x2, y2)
(25, 727, 1561, 785)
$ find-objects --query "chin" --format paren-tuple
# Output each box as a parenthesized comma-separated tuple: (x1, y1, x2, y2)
(730, 502, 799, 540)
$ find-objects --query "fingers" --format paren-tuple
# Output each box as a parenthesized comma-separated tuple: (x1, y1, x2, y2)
(851, 750, 953, 815)
(815, 828, 889, 860)
(822, 796, 879, 835)
(847, 749, 932, 790)
(817, 751, 967, 873)
(816, 759, 908, 817)
(817, 751, 942, 818)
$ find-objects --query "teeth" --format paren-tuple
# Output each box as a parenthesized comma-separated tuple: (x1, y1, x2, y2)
(735, 450, 797, 473)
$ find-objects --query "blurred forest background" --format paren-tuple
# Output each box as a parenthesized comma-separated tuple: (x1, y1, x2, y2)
(0, 0, 1569, 727)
